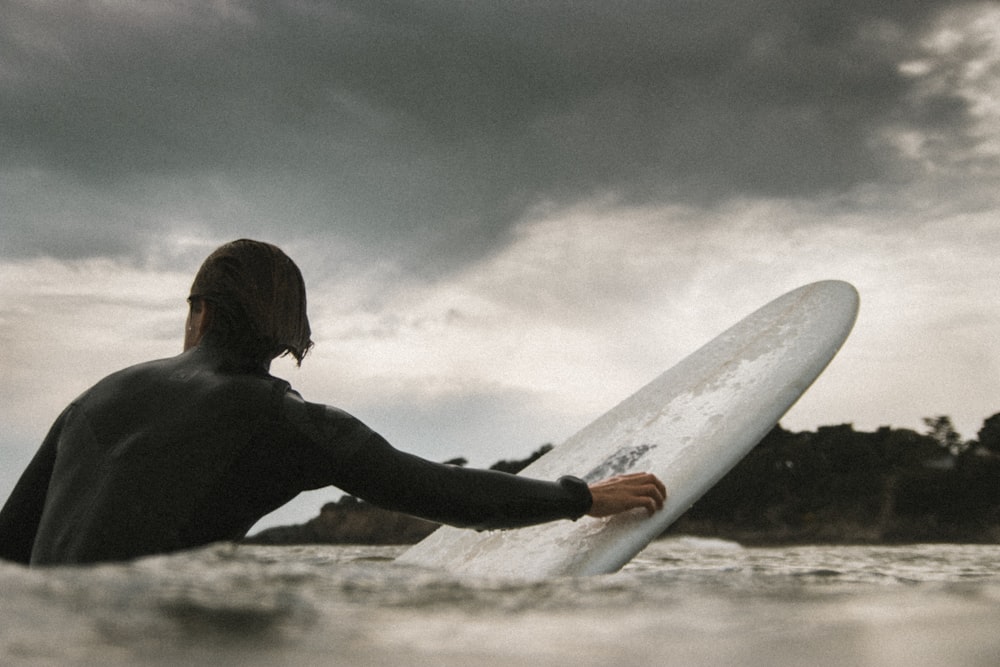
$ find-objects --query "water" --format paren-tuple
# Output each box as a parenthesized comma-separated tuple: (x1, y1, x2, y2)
(3, 538, 999, 666)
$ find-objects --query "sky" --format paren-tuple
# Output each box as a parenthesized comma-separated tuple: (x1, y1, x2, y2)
(2, 0, 999, 532)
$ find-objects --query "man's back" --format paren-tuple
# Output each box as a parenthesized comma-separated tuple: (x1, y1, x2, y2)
(9, 346, 289, 565)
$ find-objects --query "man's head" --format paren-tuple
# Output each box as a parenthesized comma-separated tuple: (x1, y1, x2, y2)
(186, 239, 313, 365)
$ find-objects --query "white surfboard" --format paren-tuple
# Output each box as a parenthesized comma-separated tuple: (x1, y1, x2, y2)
(398, 280, 859, 578)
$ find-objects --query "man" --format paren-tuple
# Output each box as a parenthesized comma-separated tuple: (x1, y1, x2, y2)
(0, 239, 666, 566)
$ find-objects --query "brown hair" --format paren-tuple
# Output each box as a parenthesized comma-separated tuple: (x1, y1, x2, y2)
(189, 239, 313, 365)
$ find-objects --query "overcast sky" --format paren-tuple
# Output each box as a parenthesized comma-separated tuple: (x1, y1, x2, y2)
(2, 1, 999, 531)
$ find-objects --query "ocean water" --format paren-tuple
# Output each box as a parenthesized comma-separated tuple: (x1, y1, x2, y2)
(3, 538, 999, 666)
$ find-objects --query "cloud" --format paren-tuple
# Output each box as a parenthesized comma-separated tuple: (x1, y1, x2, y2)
(1, 0, 990, 271)
(2, 1, 999, 530)
(280, 195, 1000, 450)
(3, 191, 998, 531)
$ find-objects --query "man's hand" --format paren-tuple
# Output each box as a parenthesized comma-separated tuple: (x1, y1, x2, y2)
(586, 472, 667, 518)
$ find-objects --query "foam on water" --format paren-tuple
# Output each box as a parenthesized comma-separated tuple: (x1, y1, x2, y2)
(3, 540, 1000, 666)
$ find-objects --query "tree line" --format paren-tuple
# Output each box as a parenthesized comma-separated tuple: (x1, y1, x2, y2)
(668, 413, 1000, 543)
(250, 413, 1000, 545)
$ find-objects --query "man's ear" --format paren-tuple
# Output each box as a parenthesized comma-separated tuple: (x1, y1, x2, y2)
(184, 298, 214, 350)
(195, 300, 213, 339)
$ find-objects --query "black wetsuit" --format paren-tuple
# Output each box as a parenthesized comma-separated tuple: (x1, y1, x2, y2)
(0, 345, 591, 566)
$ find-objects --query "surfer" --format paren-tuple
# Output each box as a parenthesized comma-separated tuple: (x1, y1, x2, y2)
(0, 239, 666, 566)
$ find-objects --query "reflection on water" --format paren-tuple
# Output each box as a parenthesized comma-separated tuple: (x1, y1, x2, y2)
(2, 539, 999, 666)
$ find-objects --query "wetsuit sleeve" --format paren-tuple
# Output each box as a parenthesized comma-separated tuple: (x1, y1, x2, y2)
(339, 434, 592, 530)
(0, 407, 67, 564)
(284, 395, 592, 530)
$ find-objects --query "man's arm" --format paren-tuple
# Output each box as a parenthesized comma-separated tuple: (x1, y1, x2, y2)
(288, 395, 667, 530)
(338, 435, 597, 530)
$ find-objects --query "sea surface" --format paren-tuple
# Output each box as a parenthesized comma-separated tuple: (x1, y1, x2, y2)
(3, 538, 999, 666)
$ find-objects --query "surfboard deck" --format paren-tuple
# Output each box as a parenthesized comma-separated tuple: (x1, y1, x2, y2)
(397, 280, 860, 578)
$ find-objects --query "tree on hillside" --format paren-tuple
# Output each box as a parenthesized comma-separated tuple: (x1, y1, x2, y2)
(489, 444, 553, 474)
(923, 415, 967, 456)
(977, 413, 1000, 454)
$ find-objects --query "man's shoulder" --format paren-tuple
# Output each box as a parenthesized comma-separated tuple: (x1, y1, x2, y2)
(80, 350, 289, 406)
(84, 352, 188, 390)
(69, 355, 177, 403)
(71, 350, 294, 432)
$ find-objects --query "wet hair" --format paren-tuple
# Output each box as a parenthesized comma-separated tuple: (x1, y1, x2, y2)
(189, 239, 313, 365)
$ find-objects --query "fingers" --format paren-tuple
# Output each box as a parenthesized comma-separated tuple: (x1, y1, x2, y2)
(585, 472, 668, 518)
(637, 477, 666, 515)
(613, 472, 666, 494)
(640, 474, 667, 510)
(612, 472, 667, 511)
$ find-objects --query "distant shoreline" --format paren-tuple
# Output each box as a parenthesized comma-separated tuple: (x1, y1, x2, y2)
(245, 495, 1000, 548)
(663, 517, 1000, 547)
(248, 420, 1000, 548)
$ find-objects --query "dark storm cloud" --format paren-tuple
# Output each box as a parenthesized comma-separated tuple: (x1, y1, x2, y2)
(0, 0, 977, 264)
